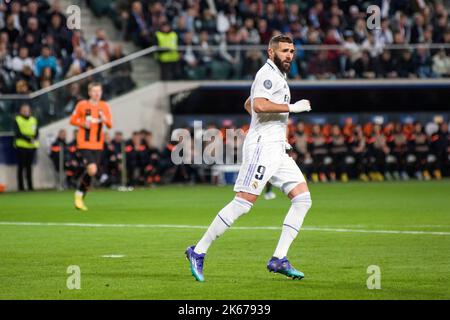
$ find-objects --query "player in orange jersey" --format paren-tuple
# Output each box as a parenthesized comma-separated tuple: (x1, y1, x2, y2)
(69, 82, 112, 211)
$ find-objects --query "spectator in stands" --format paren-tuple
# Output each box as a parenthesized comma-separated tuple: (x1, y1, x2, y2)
(361, 32, 383, 58)
(180, 31, 200, 79)
(414, 45, 434, 78)
(257, 18, 272, 45)
(110, 44, 135, 95)
(397, 50, 417, 78)
(22, 17, 42, 47)
(307, 50, 334, 80)
(1, 15, 20, 47)
(19, 32, 41, 58)
(9, 46, 33, 73)
(8, 1, 23, 32)
(86, 43, 109, 68)
(353, 17, 369, 44)
(22, 1, 48, 32)
(89, 28, 111, 62)
(198, 8, 216, 35)
(432, 48, 450, 77)
(218, 26, 242, 79)
(239, 17, 260, 45)
(69, 46, 89, 74)
(14, 79, 30, 95)
(342, 31, 361, 62)
(242, 48, 264, 80)
(374, 18, 394, 48)
(43, 33, 63, 59)
(71, 30, 88, 54)
(354, 50, 377, 79)
(410, 13, 426, 44)
(15, 65, 39, 92)
(376, 49, 398, 78)
(148, 1, 166, 32)
(126, 1, 151, 48)
(34, 46, 59, 80)
(46, 12, 72, 57)
(197, 30, 214, 78)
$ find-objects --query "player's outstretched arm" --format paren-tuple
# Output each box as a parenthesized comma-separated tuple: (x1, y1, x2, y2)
(253, 98, 311, 113)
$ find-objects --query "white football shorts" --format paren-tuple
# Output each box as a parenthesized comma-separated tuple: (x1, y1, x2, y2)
(233, 139, 306, 196)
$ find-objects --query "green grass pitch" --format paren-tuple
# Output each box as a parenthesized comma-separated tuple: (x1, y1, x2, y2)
(0, 181, 449, 300)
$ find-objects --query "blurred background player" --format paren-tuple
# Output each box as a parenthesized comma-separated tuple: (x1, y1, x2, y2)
(70, 82, 112, 211)
(264, 182, 276, 200)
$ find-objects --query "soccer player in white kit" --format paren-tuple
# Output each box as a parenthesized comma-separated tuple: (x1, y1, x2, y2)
(186, 35, 312, 281)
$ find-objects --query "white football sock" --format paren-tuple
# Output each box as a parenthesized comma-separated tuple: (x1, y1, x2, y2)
(273, 192, 312, 259)
(75, 190, 84, 197)
(194, 196, 253, 254)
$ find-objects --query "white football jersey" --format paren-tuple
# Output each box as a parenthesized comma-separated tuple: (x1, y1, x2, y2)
(248, 58, 291, 143)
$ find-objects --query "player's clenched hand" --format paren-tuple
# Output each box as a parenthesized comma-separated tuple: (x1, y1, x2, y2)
(288, 99, 311, 113)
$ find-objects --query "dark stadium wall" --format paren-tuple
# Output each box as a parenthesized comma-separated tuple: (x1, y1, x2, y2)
(170, 81, 450, 115)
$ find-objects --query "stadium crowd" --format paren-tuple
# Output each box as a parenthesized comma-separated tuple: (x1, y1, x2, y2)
(3, 0, 450, 93)
(0, 0, 135, 97)
(49, 118, 450, 189)
(97, 0, 450, 80)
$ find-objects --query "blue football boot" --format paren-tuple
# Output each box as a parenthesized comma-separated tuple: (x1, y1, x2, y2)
(185, 246, 205, 282)
(267, 257, 304, 280)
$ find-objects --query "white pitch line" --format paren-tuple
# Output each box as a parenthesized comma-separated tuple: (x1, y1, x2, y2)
(0, 221, 449, 236)
(101, 255, 125, 258)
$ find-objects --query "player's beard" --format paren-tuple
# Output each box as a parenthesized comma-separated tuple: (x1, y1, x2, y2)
(274, 53, 291, 74)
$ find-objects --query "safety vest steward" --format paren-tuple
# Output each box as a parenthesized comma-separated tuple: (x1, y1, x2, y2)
(14, 115, 40, 149)
(155, 31, 180, 63)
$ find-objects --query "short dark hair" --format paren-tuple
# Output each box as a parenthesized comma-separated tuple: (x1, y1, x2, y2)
(269, 34, 293, 49)
(88, 82, 102, 91)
